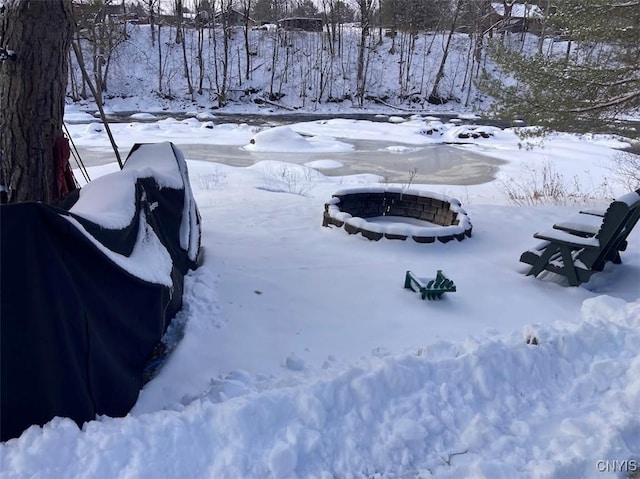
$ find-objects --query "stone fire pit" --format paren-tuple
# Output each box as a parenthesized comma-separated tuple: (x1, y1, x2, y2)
(322, 187, 472, 243)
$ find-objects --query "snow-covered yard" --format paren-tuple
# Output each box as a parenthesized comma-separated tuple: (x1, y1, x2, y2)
(1, 111, 639, 478)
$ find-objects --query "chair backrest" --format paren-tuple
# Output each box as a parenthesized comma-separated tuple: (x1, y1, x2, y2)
(611, 190, 640, 249)
(579, 189, 640, 270)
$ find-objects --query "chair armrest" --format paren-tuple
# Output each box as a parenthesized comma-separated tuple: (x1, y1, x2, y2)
(533, 229, 600, 248)
(553, 213, 602, 236)
(579, 208, 606, 217)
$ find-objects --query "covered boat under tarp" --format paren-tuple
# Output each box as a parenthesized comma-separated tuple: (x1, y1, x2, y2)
(0, 142, 201, 441)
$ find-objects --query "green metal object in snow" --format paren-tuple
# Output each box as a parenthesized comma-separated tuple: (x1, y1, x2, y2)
(404, 270, 456, 300)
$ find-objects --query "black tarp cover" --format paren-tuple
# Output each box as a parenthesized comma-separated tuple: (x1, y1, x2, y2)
(0, 142, 201, 441)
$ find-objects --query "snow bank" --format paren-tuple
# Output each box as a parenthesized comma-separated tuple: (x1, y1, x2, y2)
(2, 295, 638, 479)
(243, 126, 353, 153)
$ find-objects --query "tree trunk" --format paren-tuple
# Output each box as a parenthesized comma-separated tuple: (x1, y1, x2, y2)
(181, 26, 193, 96)
(157, 23, 163, 92)
(0, 0, 74, 204)
(174, 0, 184, 44)
(197, 25, 204, 95)
(148, 0, 156, 46)
(356, 0, 373, 107)
(429, 0, 461, 103)
(242, 0, 252, 81)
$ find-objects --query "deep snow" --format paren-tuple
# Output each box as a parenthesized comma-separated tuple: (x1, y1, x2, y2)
(1, 111, 639, 479)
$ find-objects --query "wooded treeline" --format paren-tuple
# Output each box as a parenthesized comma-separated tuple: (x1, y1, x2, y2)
(67, 0, 553, 111)
(68, 0, 638, 134)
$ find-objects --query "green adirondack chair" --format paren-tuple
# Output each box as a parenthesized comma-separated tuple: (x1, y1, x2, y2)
(520, 189, 640, 286)
(404, 270, 456, 300)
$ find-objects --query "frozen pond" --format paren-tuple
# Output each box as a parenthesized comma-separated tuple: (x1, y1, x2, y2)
(68, 112, 508, 185)
(77, 139, 504, 185)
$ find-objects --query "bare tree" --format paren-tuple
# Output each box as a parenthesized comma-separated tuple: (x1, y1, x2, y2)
(74, 0, 128, 106)
(157, 11, 164, 92)
(174, 0, 194, 96)
(239, 0, 253, 81)
(195, 0, 211, 94)
(213, 0, 234, 106)
(459, 0, 491, 106)
(321, 0, 336, 56)
(1, 0, 75, 203)
(429, 0, 462, 104)
(355, 0, 375, 106)
(144, 0, 159, 45)
(267, 28, 281, 99)
(174, 0, 184, 44)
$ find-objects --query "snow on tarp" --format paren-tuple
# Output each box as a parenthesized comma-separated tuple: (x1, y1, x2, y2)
(69, 142, 201, 267)
(0, 142, 201, 442)
(122, 142, 201, 264)
(63, 212, 174, 287)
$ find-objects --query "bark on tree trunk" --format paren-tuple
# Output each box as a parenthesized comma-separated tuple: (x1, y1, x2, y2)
(0, 0, 74, 204)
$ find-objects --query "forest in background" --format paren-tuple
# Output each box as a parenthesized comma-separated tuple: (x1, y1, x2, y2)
(67, 0, 563, 114)
(37, 0, 640, 131)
